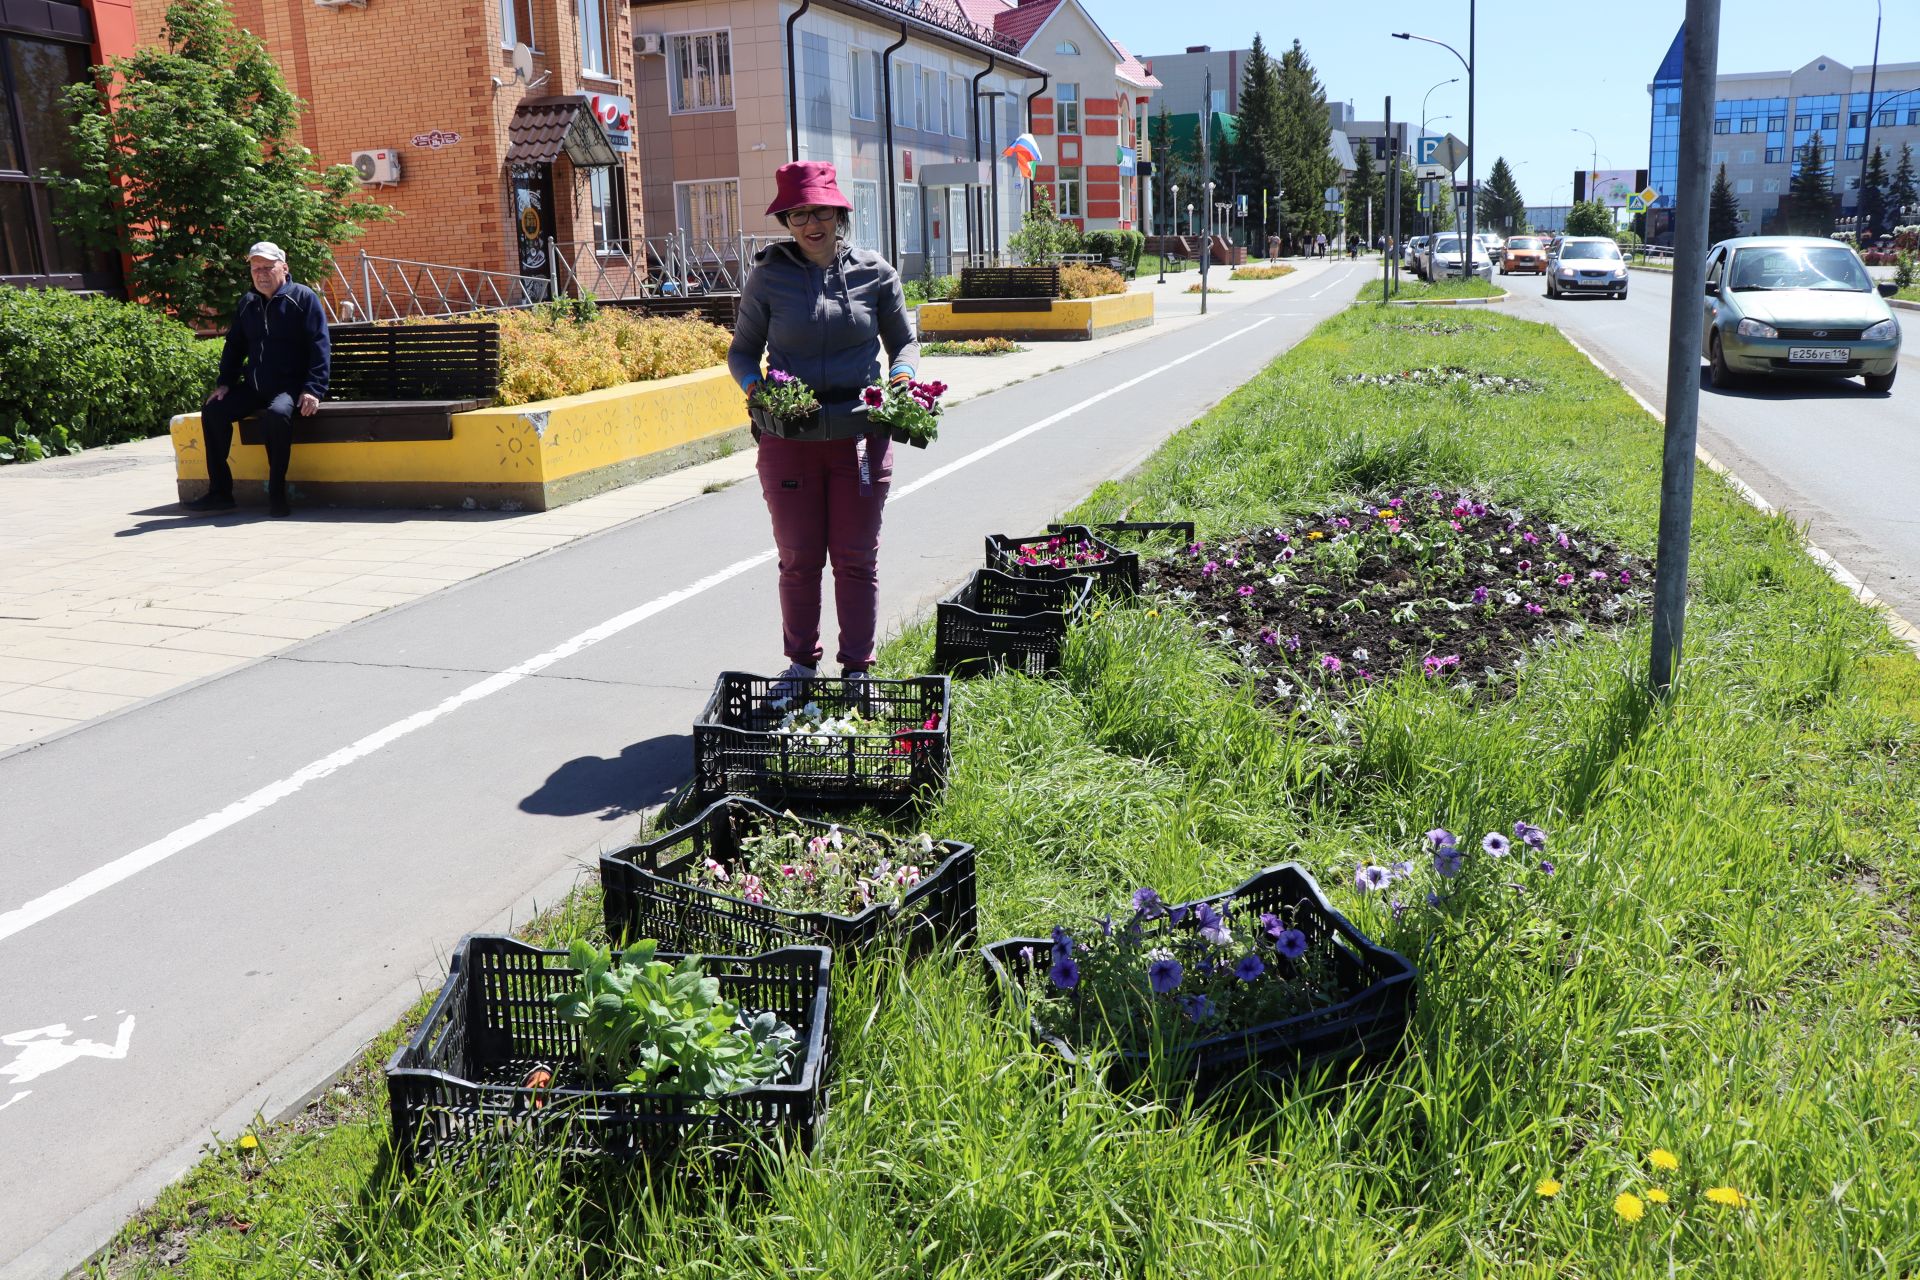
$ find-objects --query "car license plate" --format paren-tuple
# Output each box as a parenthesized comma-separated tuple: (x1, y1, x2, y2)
(1788, 347, 1849, 363)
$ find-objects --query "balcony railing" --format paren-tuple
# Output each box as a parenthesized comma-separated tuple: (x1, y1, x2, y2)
(860, 0, 1021, 56)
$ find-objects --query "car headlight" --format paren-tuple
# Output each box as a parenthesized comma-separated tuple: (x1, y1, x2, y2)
(1863, 318, 1899, 342)
(1558, 266, 1575, 276)
(1612, 267, 1627, 278)
(1736, 318, 1778, 340)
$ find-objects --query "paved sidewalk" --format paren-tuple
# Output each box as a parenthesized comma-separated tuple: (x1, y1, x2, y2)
(0, 256, 1348, 754)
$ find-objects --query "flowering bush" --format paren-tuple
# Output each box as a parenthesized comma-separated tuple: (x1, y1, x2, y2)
(860, 376, 946, 446)
(749, 369, 823, 425)
(1058, 265, 1127, 299)
(1148, 489, 1652, 703)
(1351, 820, 1556, 925)
(1335, 365, 1541, 393)
(464, 310, 730, 406)
(1012, 887, 1342, 1056)
(687, 817, 938, 915)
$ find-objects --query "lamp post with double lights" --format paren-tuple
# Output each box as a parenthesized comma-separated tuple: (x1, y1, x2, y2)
(1395, 18, 1476, 284)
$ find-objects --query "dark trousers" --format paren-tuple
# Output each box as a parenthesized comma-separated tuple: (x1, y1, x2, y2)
(200, 386, 295, 498)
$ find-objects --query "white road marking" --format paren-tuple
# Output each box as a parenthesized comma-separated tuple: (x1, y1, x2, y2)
(0, 1014, 135, 1098)
(0, 316, 1287, 945)
(1309, 267, 1358, 299)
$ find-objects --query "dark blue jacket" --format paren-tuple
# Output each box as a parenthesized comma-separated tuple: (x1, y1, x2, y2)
(216, 281, 331, 400)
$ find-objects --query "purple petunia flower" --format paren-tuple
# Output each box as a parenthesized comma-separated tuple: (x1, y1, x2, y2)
(1275, 531, 1291, 544)
(1524, 602, 1546, 616)
(1187, 542, 1205, 556)
(1433, 846, 1463, 878)
(1391, 899, 1408, 921)
(1201, 561, 1219, 577)
(1148, 956, 1184, 993)
(1514, 821, 1547, 849)
(1591, 569, 1609, 581)
(1181, 993, 1216, 1022)
(1237, 584, 1256, 597)
(1167, 904, 1189, 927)
(1356, 864, 1391, 892)
(1557, 532, 1571, 549)
(1619, 570, 1633, 585)
(1278, 546, 1296, 562)
(1260, 911, 1285, 939)
(1098, 913, 1114, 938)
(1018, 945, 1035, 965)
(1232, 953, 1265, 981)
(1273, 928, 1308, 959)
(1194, 901, 1232, 947)
(1470, 502, 1488, 517)
(1483, 832, 1511, 857)
(1427, 828, 1457, 849)
(770, 369, 794, 383)
(1539, 860, 1556, 874)
(1321, 654, 1343, 673)
(1472, 586, 1488, 605)
(1284, 634, 1303, 652)
(862, 385, 885, 407)
(1555, 573, 1575, 587)
(1389, 860, 1415, 881)
(1523, 531, 1540, 545)
(1517, 559, 1533, 572)
(1259, 628, 1278, 646)
(1426, 891, 1443, 907)
(1131, 887, 1165, 919)
(1335, 517, 1351, 529)
(1050, 956, 1080, 990)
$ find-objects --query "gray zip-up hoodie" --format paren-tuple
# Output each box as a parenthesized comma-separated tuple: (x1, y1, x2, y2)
(727, 240, 918, 441)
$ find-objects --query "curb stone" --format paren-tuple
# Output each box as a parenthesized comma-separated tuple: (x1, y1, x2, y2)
(1556, 331, 1920, 657)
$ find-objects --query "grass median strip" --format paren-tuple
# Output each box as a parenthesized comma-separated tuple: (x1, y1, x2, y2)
(1358, 277, 1502, 302)
(86, 307, 1920, 1278)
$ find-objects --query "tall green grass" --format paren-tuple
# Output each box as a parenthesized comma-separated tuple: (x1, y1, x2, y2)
(88, 308, 1920, 1278)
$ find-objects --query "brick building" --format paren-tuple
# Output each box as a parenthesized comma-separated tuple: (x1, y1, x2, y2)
(123, 0, 647, 304)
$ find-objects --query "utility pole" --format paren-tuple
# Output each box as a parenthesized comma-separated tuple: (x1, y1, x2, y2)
(1859, 0, 1883, 235)
(1200, 67, 1212, 314)
(1383, 95, 1396, 299)
(1651, 0, 1722, 694)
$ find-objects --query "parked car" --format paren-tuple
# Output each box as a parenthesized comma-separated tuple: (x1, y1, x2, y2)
(1402, 235, 1430, 274)
(1476, 232, 1505, 257)
(1545, 236, 1628, 299)
(1501, 235, 1548, 275)
(1701, 235, 1901, 392)
(1423, 233, 1494, 282)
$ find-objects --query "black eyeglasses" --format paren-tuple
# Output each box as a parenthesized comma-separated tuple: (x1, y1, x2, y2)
(784, 208, 839, 225)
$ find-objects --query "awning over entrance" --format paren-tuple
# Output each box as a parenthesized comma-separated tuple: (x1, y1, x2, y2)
(504, 95, 617, 169)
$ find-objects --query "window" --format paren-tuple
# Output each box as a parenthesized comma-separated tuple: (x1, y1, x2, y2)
(1768, 114, 1784, 130)
(1713, 119, 1729, 134)
(1821, 112, 1838, 129)
(950, 188, 969, 252)
(1665, 102, 1680, 116)
(1057, 165, 1081, 217)
(849, 179, 881, 251)
(921, 67, 937, 131)
(499, 0, 535, 49)
(892, 62, 914, 127)
(801, 32, 831, 157)
(1878, 110, 1895, 127)
(850, 48, 877, 121)
(1739, 149, 1754, 165)
(674, 178, 738, 244)
(670, 31, 732, 112)
(1739, 117, 1757, 133)
(1908, 108, 1920, 126)
(1054, 40, 1079, 55)
(588, 165, 629, 250)
(1210, 88, 1226, 113)
(579, 0, 609, 76)
(1794, 113, 1810, 129)
(0, 33, 108, 287)
(1845, 142, 1864, 160)
(1704, 249, 1723, 287)
(1055, 82, 1079, 134)
(950, 75, 968, 138)
(1765, 147, 1783, 163)
(935, 69, 950, 134)
(1711, 150, 1726, 165)
(1849, 112, 1866, 128)
(1735, 178, 1753, 194)
(896, 185, 922, 255)
(1763, 178, 1781, 193)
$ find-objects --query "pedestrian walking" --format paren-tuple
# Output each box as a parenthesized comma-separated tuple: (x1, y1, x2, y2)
(186, 242, 329, 518)
(728, 161, 919, 702)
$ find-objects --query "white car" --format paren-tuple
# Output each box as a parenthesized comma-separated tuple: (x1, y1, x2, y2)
(1476, 232, 1505, 256)
(1423, 233, 1494, 281)
(1546, 236, 1629, 299)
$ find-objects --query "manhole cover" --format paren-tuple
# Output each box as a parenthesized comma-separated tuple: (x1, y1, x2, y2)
(8, 455, 143, 478)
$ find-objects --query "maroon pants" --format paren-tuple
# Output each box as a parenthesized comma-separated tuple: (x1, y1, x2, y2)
(756, 431, 893, 670)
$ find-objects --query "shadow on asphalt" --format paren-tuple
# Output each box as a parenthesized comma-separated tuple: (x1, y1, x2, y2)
(113, 504, 529, 537)
(1696, 367, 1889, 400)
(520, 734, 690, 822)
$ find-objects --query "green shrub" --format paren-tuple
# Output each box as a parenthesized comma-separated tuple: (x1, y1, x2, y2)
(1894, 252, 1917, 290)
(1059, 265, 1127, 298)
(0, 285, 220, 463)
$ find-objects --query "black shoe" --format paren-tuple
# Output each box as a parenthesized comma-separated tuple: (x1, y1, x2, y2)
(185, 492, 236, 513)
(269, 494, 291, 518)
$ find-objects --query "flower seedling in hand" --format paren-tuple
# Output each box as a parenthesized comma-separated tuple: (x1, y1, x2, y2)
(860, 377, 947, 446)
(750, 369, 822, 426)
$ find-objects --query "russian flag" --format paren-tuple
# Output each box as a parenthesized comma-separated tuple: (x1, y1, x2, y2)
(1002, 133, 1041, 179)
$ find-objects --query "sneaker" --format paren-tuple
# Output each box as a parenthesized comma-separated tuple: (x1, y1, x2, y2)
(184, 492, 236, 513)
(764, 662, 818, 711)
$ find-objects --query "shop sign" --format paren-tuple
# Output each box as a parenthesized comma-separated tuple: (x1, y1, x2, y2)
(588, 94, 633, 151)
(410, 130, 462, 149)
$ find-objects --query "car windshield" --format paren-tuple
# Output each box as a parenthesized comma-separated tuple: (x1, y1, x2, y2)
(1727, 245, 1873, 292)
(1508, 237, 1540, 249)
(1561, 242, 1621, 260)
(1433, 236, 1477, 254)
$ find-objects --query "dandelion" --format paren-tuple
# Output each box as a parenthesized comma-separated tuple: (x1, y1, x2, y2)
(1146, 609, 1161, 619)
(1536, 1178, 1562, 1198)
(1148, 956, 1184, 993)
(1646, 1188, 1670, 1205)
(1613, 1192, 1645, 1223)
(1232, 954, 1265, 981)
(1274, 928, 1308, 959)
(1483, 832, 1511, 857)
(1049, 956, 1080, 990)
(1705, 1186, 1748, 1208)
(1379, 508, 1397, 518)
(239, 1134, 259, 1151)
(1356, 864, 1391, 892)
(1307, 531, 1324, 540)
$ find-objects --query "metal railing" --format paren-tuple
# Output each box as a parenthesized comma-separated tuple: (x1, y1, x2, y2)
(551, 232, 780, 300)
(861, 0, 1021, 55)
(317, 252, 550, 324)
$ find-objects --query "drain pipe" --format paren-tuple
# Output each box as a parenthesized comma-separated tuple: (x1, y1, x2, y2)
(969, 56, 995, 262)
(882, 22, 909, 267)
(1024, 73, 1049, 216)
(784, 0, 813, 163)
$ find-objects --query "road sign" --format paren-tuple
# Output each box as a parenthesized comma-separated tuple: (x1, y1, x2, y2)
(1415, 162, 1449, 181)
(1627, 195, 1648, 213)
(1323, 201, 1343, 212)
(1416, 133, 1469, 172)
(1323, 185, 1342, 203)
(1638, 186, 1660, 205)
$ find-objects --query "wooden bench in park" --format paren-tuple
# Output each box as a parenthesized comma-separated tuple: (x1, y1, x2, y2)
(601, 293, 741, 329)
(950, 266, 1060, 313)
(237, 322, 498, 446)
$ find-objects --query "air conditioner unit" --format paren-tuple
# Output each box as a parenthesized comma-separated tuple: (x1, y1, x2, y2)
(352, 149, 401, 184)
(635, 32, 663, 56)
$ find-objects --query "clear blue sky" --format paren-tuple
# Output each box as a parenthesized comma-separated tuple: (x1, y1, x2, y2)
(1101, 0, 1917, 208)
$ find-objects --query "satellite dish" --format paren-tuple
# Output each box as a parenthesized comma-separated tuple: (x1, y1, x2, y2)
(512, 42, 534, 83)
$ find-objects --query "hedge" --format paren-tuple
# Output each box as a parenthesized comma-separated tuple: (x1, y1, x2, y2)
(413, 302, 732, 407)
(0, 285, 221, 463)
(1081, 229, 1145, 270)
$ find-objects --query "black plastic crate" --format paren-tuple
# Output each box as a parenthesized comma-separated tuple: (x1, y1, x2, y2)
(933, 568, 1093, 678)
(385, 935, 831, 1172)
(692, 672, 950, 812)
(1047, 519, 1197, 548)
(981, 864, 1414, 1096)
(985, 525, 1139, 597)
(602, 795, 976, 959)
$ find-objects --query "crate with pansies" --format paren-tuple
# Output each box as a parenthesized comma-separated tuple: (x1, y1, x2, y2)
(602, 795, 976, 962)
(691, 671, 950, 813)
(985, 525, 1139, 598)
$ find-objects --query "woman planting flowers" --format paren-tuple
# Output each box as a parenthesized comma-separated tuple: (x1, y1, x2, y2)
(729, 161, 920, 702)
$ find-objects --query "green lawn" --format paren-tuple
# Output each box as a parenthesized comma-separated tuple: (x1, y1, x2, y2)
(1138, 253, 1197, 275)
(1895, 286, 1919, 303)
(88, 308, 1920, 1278)
(1357, 275, 1502, 301)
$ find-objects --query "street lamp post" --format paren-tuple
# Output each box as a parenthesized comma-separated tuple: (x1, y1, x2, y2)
(1421, 115, 1453, 234)
(1573, 127, 1599, 175)
(1202, 179, 1215, 314)
(1860, 0, 1882, 234)
(1395, 13, 1476, 287)
(1163, 182, 1177, 281)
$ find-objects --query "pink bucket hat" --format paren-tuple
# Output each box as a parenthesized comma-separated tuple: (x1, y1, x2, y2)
(766, 160, 853, 217)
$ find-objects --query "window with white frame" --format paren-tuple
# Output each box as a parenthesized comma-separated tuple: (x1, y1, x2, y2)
(1763, 177, 1781, 193)
(892, 62, 914, 127)
(588, 165, 629, 250)
(896, 185, 922, 256)
(499, 0, 535, 49)
(675, 178, 739, 245)
(923, 68, 940, 132)
(1738, 149, 1754, 165)
(851, 48, 877, 121)
(1055, 40, 1079, 54)
(850, 179, 882, 252)
(1735, 178, 1753, 194)
(1057, 166, 1081, 217)
(579, 0, 610, 76)
(670, 31, 732, 113)
(1056, 82, 1079, 134)
(950, 75, 968, 138)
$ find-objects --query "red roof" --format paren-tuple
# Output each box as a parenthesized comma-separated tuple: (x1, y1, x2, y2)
(993, 0, 1064, 50)
(1113, 41, 1160, 89)
(949, 0, 1014, 26)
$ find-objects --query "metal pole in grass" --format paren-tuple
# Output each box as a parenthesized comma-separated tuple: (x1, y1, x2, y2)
(1650, 0, 1722, 695)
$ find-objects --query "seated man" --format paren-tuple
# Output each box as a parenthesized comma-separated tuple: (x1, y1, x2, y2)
(186, 241, 330, 518)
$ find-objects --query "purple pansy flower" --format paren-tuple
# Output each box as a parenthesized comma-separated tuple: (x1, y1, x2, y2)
(1232, 953, 1265, 981)
(1472, 586, 1488, 604)
(1148, 956, 1184, 993)
(1356, 864, 1391, 892)
(1483, 832, 1511, 857)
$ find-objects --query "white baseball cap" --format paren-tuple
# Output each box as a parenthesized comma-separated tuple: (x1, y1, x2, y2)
(246, 241, 287, 264)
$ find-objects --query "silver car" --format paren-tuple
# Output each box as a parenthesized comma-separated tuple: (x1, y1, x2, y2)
(1423, 233, 1493, 282)
(1702, 235, 1901, 392)
(1546, 236, 1628, 299)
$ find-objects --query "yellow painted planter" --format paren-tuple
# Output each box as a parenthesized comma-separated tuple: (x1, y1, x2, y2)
(171, 365, 749, 511)
(917, 290, 1154, 342)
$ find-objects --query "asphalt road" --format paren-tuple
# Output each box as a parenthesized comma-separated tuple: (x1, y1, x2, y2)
(1502, 267, 1920, 628)
(0, 260, 1374, 1278)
